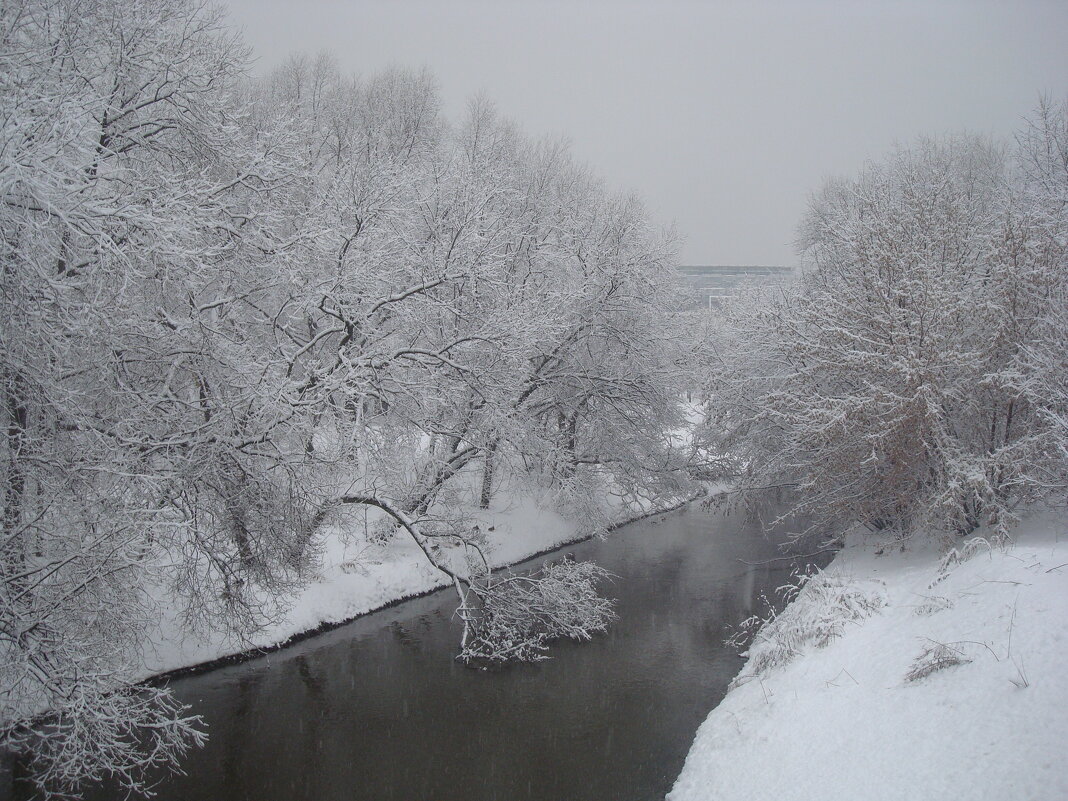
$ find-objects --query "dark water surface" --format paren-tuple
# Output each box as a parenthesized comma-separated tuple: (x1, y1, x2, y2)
(86, 503, 817, 801)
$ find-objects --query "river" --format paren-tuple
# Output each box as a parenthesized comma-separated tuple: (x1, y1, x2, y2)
(82, 501, 821, 801)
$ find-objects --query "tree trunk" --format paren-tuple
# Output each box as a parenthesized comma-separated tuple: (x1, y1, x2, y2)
(559, 411, 578, 478)
(2, 372, 28, 551)
(479, 438, 498, 509)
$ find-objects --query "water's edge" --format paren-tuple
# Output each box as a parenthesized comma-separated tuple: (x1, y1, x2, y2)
(146, 488, 708, 686)
(73, 487, 831, 801)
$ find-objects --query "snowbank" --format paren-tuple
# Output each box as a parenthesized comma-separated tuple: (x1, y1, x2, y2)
(669, 510, 1068, 801)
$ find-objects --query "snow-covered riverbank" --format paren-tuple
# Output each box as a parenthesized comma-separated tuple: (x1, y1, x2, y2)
(139, 478, 699, 681)
(669, 509, 1068, 801)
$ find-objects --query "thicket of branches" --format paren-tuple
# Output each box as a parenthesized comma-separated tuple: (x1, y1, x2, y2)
(0, 0, 696, 795)
(702, 99, 1068, 540)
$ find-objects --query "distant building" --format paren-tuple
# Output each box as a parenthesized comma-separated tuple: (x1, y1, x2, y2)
(674, 265, 795, 311)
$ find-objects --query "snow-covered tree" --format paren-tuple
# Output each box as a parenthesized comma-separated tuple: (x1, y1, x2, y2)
(1013, 96, 1068, 493)
(0, 0, 272, 794)
(1, 1, 695, 794)
(703, 113, 1068, 540)
(284, 94, 693, 664)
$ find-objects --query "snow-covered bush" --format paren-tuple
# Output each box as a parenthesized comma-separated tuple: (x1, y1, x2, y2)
(904, 641, 972, 683)
(729, 570, 886, 688)
(937, 535, 1000, 574)
(913, 595, 954, 616)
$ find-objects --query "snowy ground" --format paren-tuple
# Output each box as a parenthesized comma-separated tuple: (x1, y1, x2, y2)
(137, 475, 690, 681)
(669, 509, 1068, 801)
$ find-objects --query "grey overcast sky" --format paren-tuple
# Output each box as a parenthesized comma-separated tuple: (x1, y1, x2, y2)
(221, 0, 1068, 266)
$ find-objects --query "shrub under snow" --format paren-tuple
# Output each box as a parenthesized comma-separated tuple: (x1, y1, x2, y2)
(729, 569, 887, 688)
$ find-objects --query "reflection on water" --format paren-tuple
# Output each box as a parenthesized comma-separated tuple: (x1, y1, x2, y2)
(80, 503, 822, 801)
